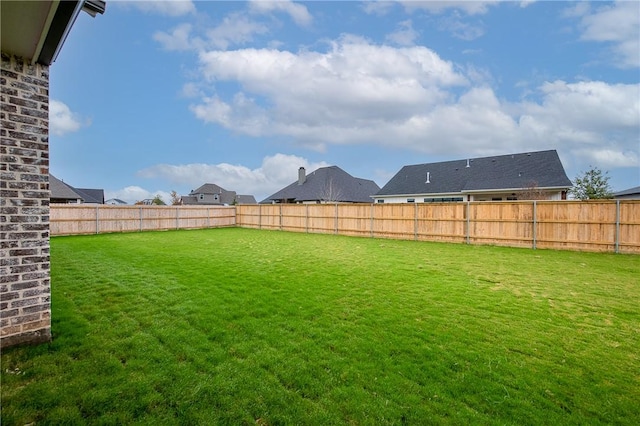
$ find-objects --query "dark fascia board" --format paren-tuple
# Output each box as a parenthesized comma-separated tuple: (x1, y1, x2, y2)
(38, 0, 106, 65)
(38, 1, 82, 65)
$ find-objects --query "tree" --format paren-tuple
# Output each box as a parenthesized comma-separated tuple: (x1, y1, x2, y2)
(319, 178, 343, 203)
(170, 190, 181, 205)
(516, 180, 548, 200)
(151, 194, 166, 205)
(569, 166, 614, 200)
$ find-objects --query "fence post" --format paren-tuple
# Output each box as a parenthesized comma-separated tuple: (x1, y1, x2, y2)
(139, 206, 143, 232)
(306, 204, 309, 233)
(414, 202, 418, 241)
(259, 204, 262, 229)
(95, 205, 99, 234)
(615, 200, 620, 254)
(532, 201, 537, 250)
(176, 207, 179, 230)
(334, 203, 338, 235)
(370, 203, 374, 238)
(466, 202, 471, 244)
(207, 208, 210, 228)
(280, 204, 283, 231)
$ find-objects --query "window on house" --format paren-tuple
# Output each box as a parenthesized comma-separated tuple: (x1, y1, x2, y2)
(492, 197, 503, 201)
(199, 194, 204, 201)
(423, 197, 463, 203)
(407, 198, 415, 203)
(377, 199, 385, 203)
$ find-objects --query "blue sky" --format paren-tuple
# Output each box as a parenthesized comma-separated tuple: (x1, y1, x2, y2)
(50, 0, 639, 203)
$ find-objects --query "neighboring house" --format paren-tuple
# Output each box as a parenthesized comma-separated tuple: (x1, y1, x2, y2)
(374, 150, 572, 203)
(181, 184, 257, 205)
(613, 186, 640, 200)
(50, 174, 104, 204)
(105, 198, 127, 205)
(261, 166, 380, 204)
(1, 0, 105, 348)
(235, 194, 258, 204)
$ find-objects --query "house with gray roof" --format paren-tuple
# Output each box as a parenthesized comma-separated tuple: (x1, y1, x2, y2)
(50, 174, 104, 204)
(181, 183, 256, 205)
(105, 198, 127, 205)
(374, 150, 572, 203)
(261, 166, 380, 204)
(613, 186, 640, 200)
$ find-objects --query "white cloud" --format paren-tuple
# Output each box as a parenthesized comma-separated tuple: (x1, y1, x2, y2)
(153, 14, 269, 52)
(249, 0, 313, 27)
(124, 0, 195, 17)
(137, 153, 330, 201)
(184, 36, 639, 170)
(206, 12, 270, 50)
(574, 1, 640, 68)
(153, 23, 202, 51)
(192, 37, 467, 149)
(363, 1, 500, 17)
(104, 186, 172, 205)
(180, 82, 201, 98)
(362, 1, 396, 16)
(386, 20, 419, 46)
(572, 148, 639, 169)
(399, 1, 500, 15)
(50, 100, 85, 136)
(438, 13, 486, 41)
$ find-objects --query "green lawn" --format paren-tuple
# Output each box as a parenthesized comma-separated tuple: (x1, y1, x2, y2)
(2, 228, 639, 425)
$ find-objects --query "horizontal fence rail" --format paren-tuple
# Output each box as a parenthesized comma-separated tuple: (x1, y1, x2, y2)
(50, 201, 640, 254)
(235, 201, 640, 254)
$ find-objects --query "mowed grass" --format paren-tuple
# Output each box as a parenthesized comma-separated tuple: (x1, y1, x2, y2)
(2, 228, 639, 425)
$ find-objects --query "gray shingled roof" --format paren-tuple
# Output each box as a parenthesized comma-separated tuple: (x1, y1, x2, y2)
(50, 174, 84, 201)
(184, 183, 257, 205)
(236, 195, 257, 204)
(50, 174, 105, 203)
(376, 150, 572, 196)
(191, 183, 227, 195)
(75, 188, 104, 204)
(613, 186, 640, 197)
(262, 166, 380, 203)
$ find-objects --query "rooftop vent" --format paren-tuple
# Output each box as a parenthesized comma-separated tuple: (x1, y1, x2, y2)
(298, 167, 306, 185)
(426, 172, 431, 184)
(466, 159, 470, 168)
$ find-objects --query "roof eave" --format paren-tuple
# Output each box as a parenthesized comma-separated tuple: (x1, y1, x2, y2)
(374, 191, 463, 198)
(462, 185, 572, 194)
(38, 0, 106, 65)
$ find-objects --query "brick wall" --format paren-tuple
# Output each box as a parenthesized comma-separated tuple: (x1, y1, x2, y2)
(1, 53, 51, 348)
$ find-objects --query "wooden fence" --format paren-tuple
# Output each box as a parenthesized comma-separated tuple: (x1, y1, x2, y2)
(50, 201, 639, 253)
(50, 205, 235, 235)
(235, 201, 640, 254)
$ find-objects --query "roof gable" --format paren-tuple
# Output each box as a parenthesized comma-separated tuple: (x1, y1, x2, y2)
(75, 188, 105, 204)
(262, 166, 380, 203)
(50, 174, 83, 201)
(376, 150, 572, 196)
(50, 174, 104, 203)
(190, 183, 227, 195)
